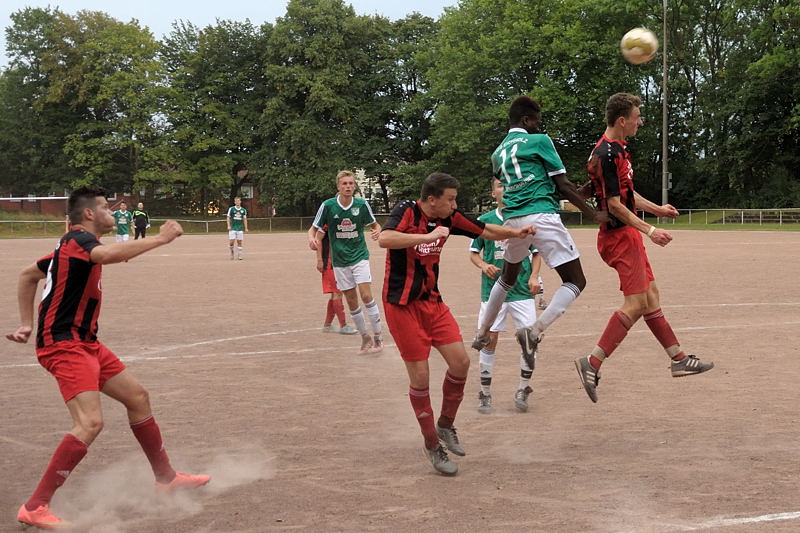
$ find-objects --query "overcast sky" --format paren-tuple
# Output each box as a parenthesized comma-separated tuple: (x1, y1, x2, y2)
(1, 0, 457, 68)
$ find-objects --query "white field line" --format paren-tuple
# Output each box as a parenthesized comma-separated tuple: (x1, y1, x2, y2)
(654, 509, 800, 531)
(2, 318, 800, 370)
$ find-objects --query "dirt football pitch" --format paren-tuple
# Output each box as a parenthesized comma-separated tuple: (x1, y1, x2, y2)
(1, 228, 799, 532)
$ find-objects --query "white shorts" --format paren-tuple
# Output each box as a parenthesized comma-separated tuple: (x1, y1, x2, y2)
(478, 299, 536, 333)
(333, 259, 372, 291)
(504, 213, 579, 268)
(228, 230, 244, 241)
(115, 234, 129, 242)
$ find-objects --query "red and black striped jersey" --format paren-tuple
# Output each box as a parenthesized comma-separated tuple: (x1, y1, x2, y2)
(321, 225, 332, 271)
(382, 200, 485, 305)
(587, 135, 636, 231)
(35, 229, 103, 348)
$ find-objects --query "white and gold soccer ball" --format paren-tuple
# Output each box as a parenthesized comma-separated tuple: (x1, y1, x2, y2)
(620, 27, 659, 65)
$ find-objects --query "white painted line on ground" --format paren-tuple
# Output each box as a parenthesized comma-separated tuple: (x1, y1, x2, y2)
(3, 319, 799, 370)
(655, 510, 800, 531)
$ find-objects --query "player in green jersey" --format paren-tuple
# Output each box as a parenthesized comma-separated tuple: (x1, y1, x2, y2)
(113, 201, 133, 242)
(470, 178, 542, 413)
(310, 171, 383, 354)
(473, 95, 607, 364)
(227, 197, 249, 260)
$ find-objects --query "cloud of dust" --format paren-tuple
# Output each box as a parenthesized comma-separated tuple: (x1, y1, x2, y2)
(51, 445, 275, 532)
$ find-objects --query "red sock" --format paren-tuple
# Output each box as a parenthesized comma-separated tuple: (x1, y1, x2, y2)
(643, 308, 685, 360)
(324, 299, 335, 326)
(26, 433, 88, 510)
(408, 387, 439, 449)
(595, 311, 634, 365)
(438, 371, 466, 429)
(130, 416, 176, 483)
(332, 299, 346, 327)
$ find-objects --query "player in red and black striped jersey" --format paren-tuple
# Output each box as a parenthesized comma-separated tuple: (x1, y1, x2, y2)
(378, 172, 535, 476)
(574, 93, 714, 403)
(6, 187, 210, 530)
(306, 223, 355, 334)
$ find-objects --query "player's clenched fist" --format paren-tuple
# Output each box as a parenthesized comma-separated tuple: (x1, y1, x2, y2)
(426, 226, 449, 242)
(515, 225, 536, 238)
(159, 220, 184, 242)
(649, 227, 673, 247)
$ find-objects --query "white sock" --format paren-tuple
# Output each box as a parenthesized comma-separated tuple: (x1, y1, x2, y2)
(350, 308, 368, 335)
(479, 349, 495, 395)
(519, 352, 534, 390)
(478, 279, 511, 334)
(237, 246, 243, 256)
(531, 282, 581, 336)
(364, 300, 382, 336)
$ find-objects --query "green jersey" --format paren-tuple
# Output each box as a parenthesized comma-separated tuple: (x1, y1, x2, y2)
(113, 210, 133, 235)
(312, 196, 376, 267)
(469, 208, 536, 302)
(227, 206, 247, 231)
(491, 128, 566, 218)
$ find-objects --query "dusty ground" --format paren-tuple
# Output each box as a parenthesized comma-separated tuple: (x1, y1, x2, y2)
(1, 229, 799, 532)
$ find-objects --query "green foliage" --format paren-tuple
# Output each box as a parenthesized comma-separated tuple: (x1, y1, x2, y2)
(159, 19, 270, 212)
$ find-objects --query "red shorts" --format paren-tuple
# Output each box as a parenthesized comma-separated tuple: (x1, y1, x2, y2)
(597, 225, 654, 295)
(385, 300, 463, 362)
(36, 340, 127, 402)
(321, 267, 340, 294)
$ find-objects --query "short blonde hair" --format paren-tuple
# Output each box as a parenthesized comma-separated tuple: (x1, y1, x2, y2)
(336, 170, 354, 184)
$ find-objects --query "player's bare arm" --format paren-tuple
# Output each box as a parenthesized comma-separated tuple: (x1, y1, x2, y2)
(90, 220, 184, 264)
(368, 222, 382, 241)
(314, 239, 324, 272)
(244, 216, 249, 232)
(307, 225, 320, 250)
(379, 226, 449, 249)
(313, 229, 326, 252)
(480, 223, 535, 242)
(470, 251, 500, 279)
(553, 174, 609, 224)
(633, 191, 679, 218)
(608, 196, 672, 247)
(6, 262, 46, 343)
(529, 253, 542, 295)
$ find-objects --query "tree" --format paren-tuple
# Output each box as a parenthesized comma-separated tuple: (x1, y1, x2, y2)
(28, 10, 165, 192)
(158, 20, 270, 213)
(257, 0, 402, 215)
(0, 8, 83, 193)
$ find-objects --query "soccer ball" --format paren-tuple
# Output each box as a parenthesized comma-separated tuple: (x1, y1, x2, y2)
(620, 27, 659, 65)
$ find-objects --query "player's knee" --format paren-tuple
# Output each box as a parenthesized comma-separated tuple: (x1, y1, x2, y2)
(80, 415, 104, 438)
(124, 385, 151, 412)
(449, 354, 470, 376)
(571, 272, 587, 292)
(409, 367, 430, 387)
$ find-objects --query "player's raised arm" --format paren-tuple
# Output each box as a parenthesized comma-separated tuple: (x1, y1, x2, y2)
(6, 262, 46, 343)
(379, 226, 449, 249)
(90, 220, 184, 264)
(633, 191, 679, 218)
(479, 222, 535, 242)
